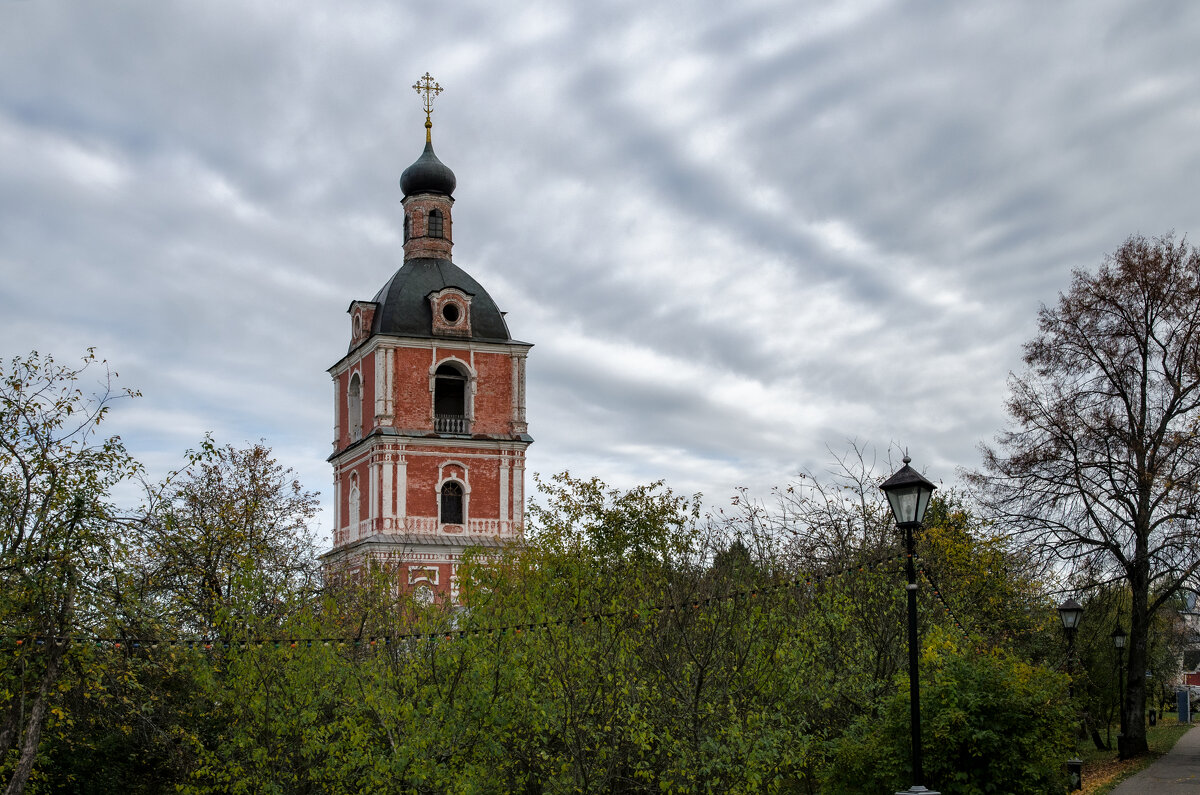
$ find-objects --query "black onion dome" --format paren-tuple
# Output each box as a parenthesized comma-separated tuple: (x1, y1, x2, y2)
(399, 140, 456, 197)
(369, 258, 512, 342)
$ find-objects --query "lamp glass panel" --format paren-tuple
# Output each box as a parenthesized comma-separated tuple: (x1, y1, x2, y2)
(915, 486, 933, 525)
(886, 485, 920, 525)
(1112, 630, 1126, 649)
(1059, 604, 1083, 630)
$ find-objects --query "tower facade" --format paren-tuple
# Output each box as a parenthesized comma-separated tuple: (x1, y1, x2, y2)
(323, 107, 531, 603)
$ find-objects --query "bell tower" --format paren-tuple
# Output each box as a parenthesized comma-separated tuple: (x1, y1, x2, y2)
(324, 75, 532, 603)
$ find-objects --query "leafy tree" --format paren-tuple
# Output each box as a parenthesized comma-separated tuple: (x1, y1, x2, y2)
(130, 438, 319, 638)
(24, 461, 1062, 793)
(919, 493, 1051, 654)
(727, 447, 1049, 711)
(526, 471, 700, 568)
(825, 628, 1074, 795)
(973, 233, 1200, 757)
(33, 439, 320, 793)
(180, 473, 839, 792)
(0, 350, 139, 795)
(1066, 584, 1187, 751)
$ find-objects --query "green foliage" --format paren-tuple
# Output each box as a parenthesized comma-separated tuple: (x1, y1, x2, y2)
(919, 491, 1062, 676)
(0, 350, 140, 794)
(130, 437, 320, 638)
(0, 349, 140, 633)
(0, 415, 1087, 794)
(167, 474, 834, 791)
(825, 629, 1075, 794)
(1067, 585, 1187, 749)
(31, 648, 209, 794)
(171, 472, 1065, 793)
(527, 471, 700, 567)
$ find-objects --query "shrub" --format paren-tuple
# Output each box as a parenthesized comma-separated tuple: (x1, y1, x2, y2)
(824, 629, 1074, 794)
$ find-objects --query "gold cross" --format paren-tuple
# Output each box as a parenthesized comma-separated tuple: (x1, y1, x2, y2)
(412, 72, 443, 139)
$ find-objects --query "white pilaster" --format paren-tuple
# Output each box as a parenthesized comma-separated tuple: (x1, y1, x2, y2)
(513, 454, 524, 525)
(397, 455, 408, 524)
(499, 450, 509, 526)
(385, 347, 394, 417)
(332, 375, 341, 450)
(511, 356, 518, 422)
(516, 354, 527, 424)
(333, 473, 341, 535)
(369, 455, 378, 530)
(374, 350, 386, 421)
(382, 450, 393, 530)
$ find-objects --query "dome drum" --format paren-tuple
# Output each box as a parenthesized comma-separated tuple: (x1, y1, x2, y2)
(402, 194, 453, 261)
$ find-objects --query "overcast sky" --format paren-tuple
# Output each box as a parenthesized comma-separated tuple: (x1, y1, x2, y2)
(2, 1, 1198, 543)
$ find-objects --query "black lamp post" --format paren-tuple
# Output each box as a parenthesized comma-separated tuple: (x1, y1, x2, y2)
(1058, 598, 1084, 791)
(1112, 625, 1127, 757)
(1058, 598, 1083, 698)
(881, 455, 938, 795)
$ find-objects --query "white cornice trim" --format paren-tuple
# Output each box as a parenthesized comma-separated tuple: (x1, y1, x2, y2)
(329, 335, 532, 376)
(330, 432, 531, 464)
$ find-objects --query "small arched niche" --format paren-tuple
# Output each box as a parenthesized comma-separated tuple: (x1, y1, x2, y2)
(348, 373, 363, 441)
(348, 472, 360, 531)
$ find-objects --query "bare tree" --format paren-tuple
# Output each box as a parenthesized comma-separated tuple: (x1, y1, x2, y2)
(973, 233, 1200, 758)
(719, 442, 900, 572)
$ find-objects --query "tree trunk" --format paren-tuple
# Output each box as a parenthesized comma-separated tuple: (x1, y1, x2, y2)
(2, 644, 64, 795)
(5, 550, 77, 795)
(1083, 710, 1109, 750)
(0, 694, 22, 757)
(1123, 558, 1151, 758)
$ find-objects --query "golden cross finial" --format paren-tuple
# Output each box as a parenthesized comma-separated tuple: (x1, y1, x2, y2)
(412, 72, 443, 141)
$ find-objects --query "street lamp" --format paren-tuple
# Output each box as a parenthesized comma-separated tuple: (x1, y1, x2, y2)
(881, 455, 938, 795)
(1058, 598, 1083, 697)
(1112, 625, 1127, 758)
(1058, 598, 1084, 791)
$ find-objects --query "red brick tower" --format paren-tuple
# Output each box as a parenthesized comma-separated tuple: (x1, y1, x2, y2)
(323, 76, 531, 603)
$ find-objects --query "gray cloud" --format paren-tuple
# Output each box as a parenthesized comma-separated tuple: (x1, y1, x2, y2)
(3, 0, 1199, 540)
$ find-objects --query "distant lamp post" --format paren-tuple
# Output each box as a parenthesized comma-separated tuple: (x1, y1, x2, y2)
(1058, 598, 1084, 697)
(1067, 759, 1083, 792)
(1058, 598, 1084, 792)
(1112, 625, 1128, 758)
(881, 455, 938, 795)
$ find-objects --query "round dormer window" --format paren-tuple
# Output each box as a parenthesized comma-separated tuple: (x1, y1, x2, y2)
(441, 303, 461, 324)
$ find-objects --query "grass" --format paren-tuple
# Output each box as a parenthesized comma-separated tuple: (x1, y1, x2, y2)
(1077, 715, 1192, 794)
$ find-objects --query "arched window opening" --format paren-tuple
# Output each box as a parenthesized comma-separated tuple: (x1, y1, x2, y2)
(434, 363, 468, 434)
(428, 208, 444, 238)
(403, 212, 411, 242)
(441, 481, 464, 525)
(348, 373, 362, 441)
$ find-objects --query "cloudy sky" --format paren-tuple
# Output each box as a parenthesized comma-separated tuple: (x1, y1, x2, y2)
(2, 1, 1198, 541)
